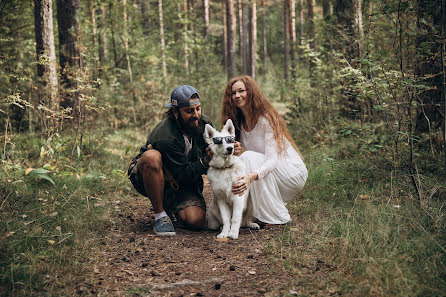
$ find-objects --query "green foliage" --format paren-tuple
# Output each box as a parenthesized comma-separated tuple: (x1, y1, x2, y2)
(0, 128, 136, 295)
(268, 138, 446, 296)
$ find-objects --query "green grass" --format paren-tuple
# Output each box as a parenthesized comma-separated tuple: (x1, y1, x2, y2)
(269, 138, 446, 296)
(0, 128, 146, 296)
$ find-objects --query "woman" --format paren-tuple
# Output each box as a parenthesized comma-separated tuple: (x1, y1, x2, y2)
(221, 75, 307, 224)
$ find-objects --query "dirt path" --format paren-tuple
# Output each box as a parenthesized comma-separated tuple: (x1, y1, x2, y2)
(79, 178, 326, 296)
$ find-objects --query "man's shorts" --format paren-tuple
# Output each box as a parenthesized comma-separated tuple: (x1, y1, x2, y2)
(128, 158, 206, 214)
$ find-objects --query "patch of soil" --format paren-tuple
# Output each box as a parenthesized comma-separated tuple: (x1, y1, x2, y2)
(82, 177, 313, 296)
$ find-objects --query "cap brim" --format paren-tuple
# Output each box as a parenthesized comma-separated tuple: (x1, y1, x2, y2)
(164, 103, 172, 108)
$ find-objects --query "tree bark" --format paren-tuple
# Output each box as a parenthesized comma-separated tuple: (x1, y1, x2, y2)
(97, 4, 108, 71)
(34, 0, 59, 110)
(226, 0, 237, 79)
(88, 0, 97, 79)
(262, 0, 267, 67)
(283, 0, 289, 80)
(140, 0, 151, 35)
(183, 0, 189, 72)
(242, 2, 249, 74)
(159, 0, 167, 79)
(287, 0, 296, 78)
(56, 0, 83, 123)
(203, 0, 209, 37)
(238, 0, 243, 58)
(223, 0, 228, 75)
(322, 0, 331, 17)
(123, 0, 133, 82)
(249, 0, 257, 79)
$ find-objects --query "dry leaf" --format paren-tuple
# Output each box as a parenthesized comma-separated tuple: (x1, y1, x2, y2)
(49, 212, 58, 217)
(213, 236, 229, 242)
(25, 168, 34, 175)
(48, 240, 56, 245)
(55, 226, 61, 232)
(5, 231, 15, 237)
(359, 194, 370, 200)
(21, 214, 28, 219)
(248, 270, 256, 275)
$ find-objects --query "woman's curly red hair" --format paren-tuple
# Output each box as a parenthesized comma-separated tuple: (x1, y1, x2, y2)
(221, 75, 300, 156)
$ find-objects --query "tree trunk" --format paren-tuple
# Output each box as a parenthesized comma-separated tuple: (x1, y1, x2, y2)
(183, 0, 189, 72)
(226, 0, 237, 79)
(56, 0, 83, 124)
(353, 0, 363, 58)
(283, 0, 289, 80)
(249, 0, 257, 79)
(34, 0, 59, 111)
(123, 0, 133, 82)
(287, 0, 296, 78)
(242, 2, 249, 74)
(203, 0, 209, 37)
(159, 0, 167, 79)
(262, 0, 267, 67)
(415, 0, 444, 139)
(223, 0, 228, 74)
(140, 0, 151, 35)
(238, 0, 243, 58)
(97, 4, 108, 72)
(88, 0, 97, 79)
(322, 0, 331, 17)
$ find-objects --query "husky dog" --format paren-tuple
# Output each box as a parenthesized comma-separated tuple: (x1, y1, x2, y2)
(204, 119, 260, 239)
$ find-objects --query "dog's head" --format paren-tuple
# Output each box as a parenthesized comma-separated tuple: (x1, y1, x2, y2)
(204, 119, 236, 157)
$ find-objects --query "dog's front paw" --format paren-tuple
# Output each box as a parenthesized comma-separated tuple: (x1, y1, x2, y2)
(227, 231, 239, 239)
(248, 222, 260, 230)
(217, 231, 229, 239)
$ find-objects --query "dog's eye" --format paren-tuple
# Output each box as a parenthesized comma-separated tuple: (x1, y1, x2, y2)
(212, 137, 223, 144)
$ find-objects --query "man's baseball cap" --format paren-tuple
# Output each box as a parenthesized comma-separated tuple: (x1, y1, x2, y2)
(164, 85, 200, 108)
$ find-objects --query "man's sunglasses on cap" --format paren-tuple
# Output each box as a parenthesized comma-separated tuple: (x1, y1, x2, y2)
(212, 136, 235, 144)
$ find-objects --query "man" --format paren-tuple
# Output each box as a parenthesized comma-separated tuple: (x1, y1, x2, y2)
(128, 85, 212, 236)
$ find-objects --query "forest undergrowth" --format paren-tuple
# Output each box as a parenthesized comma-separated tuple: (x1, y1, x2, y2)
(1, 123, 445, 296)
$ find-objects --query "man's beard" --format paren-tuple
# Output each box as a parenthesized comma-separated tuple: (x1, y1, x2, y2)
(178, 115, 204, 137)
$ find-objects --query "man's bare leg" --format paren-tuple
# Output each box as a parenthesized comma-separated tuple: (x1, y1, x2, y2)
(137, 150, 165, 213)
(178, 206, 206, 230)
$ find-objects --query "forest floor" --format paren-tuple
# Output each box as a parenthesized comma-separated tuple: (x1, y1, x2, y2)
(78, 178, 335, 297)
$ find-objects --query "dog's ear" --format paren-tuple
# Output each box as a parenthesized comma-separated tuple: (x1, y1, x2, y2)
(204, 124, 215, 144)
(223, 119, 235, 136)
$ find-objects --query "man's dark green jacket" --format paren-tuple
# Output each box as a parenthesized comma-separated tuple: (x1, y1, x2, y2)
(134, 114, 212, 189)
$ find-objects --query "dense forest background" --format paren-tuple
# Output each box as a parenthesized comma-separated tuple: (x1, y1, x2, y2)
(0, 0, 445, 296)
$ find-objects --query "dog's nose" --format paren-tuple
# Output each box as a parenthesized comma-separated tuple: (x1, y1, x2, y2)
(227, 147, 233, 153)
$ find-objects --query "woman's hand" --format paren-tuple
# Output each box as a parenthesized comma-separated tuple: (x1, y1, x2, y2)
(233, 141, 245, 156)
(232, 172, 258, 195)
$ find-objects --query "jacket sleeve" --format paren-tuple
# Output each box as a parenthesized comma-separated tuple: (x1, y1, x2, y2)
(156, 138, 208, 187)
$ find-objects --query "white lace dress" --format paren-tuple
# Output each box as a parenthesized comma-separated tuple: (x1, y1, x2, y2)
(239, 116, 307, 224)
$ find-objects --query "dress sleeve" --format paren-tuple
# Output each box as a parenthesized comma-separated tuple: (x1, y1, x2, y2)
(255, 117, 280, 179)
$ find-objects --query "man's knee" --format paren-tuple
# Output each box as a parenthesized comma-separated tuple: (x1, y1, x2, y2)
(178, 206, 206, 230)
(138, 149, 163, 173)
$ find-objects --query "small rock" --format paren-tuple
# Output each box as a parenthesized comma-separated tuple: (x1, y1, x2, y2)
(141, 262, 148, 267)
(215, 283, 221, 290)
(151, 271, 160, 276)
(196, 293, 203, 296)
(229, 265, 236, 271)
(247, 255, 253, 259)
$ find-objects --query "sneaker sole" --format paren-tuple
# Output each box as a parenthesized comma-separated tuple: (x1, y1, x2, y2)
(153, 228, 176, 236)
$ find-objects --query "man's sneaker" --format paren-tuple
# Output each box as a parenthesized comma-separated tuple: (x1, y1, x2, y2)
(153, 216, 176, 236)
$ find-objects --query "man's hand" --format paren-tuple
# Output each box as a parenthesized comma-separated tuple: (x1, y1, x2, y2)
(204, 146, 213, 163)
(233, 141, 244, 156)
